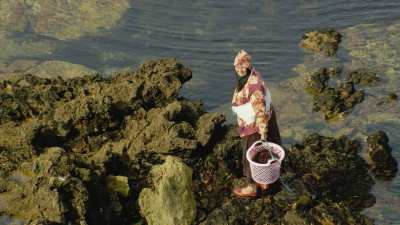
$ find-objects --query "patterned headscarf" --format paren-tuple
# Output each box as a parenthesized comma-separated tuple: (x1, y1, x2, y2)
(234, 49, 252, 69)
(234, 49, 253, 91)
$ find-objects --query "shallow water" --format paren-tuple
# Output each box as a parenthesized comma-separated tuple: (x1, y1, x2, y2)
(1, 0, 400, 224)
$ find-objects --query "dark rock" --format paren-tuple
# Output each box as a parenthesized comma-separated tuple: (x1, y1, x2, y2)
(348, 69, 380, 86)
(284, 133, 375, 210)
(367, 131, 398, 179)
(305, 69, 366, 120)
(304, 68, 330, 95)
(388, 93, 398, 102)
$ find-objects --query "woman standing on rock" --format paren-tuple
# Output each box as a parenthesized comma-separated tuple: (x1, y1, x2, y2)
(231, 49, 282, 198)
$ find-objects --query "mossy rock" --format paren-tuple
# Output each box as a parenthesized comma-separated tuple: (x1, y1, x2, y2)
(106, 175, 129, 197)
(367, 131, 398, 179)
(138, 156, 196, 225)
(300, 29, 342, 56)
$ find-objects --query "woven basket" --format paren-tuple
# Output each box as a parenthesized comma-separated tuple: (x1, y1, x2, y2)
(246, 141, 285, 184)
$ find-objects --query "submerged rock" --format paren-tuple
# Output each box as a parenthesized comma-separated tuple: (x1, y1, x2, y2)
(342, 21, 400, 78)
(138, 156, 196, 225)
(0, 0, 131, 40)
(0, 32, 57, 62)
(0, 1, 28, 33)
(26, 60, 97, 79)
(300, 29, 342, 56)
(366, 131, 398, 179)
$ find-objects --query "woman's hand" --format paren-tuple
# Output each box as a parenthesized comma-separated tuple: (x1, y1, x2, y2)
(261, 132, 267, 142)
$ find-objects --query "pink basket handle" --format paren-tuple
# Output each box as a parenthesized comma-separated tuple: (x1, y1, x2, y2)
(248, 140, 263, 150)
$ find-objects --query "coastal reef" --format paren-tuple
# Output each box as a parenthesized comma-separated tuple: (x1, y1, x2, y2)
(0, 58, 391, 224)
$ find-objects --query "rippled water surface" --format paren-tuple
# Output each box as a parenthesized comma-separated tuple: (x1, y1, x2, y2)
(1, 0, 400, 224)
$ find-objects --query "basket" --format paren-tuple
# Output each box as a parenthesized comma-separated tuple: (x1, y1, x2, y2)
(246, 140, 285, 184)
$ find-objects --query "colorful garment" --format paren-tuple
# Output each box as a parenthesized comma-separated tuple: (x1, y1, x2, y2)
(232, 68, 272, 137)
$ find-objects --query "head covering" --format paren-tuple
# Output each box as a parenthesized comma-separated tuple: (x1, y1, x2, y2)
(234, 49, 253, 91)
(234, 49, 252, 69)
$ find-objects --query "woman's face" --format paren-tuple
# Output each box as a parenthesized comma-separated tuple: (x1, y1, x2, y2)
(234, 64, 247, 76)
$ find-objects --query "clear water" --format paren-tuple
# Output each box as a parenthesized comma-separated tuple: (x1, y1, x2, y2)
(1, 0, 400, 224)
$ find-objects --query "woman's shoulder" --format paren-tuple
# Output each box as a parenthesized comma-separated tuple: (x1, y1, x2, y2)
(248, 69, 267, 91)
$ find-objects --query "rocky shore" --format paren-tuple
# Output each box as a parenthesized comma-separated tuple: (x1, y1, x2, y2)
(0, 58, 397, 225)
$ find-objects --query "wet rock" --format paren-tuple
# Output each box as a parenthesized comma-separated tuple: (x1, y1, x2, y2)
(199, 208, 229, 225)
(138, 156, 196, 225)
(284, 133, 375, 210)
(311, 202, 374, 225)
(304, 68, 330, 95)
(366, 131, 398, 179)
(216, 198, 279, 225)
(305, 69, 365, 120)
(339, 82, 365, 108)
(312, 87, 344, 120)
(300, 29, 342, 56)
(348, 68, 380, 86)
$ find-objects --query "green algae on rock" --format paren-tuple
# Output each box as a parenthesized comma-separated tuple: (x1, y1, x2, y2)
(366, 131, 398, 179)
(138, 156, 196, 225)
(300, 29, 342, 56)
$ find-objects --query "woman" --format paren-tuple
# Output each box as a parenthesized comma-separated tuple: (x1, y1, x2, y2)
(231, 49, 282, 198)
